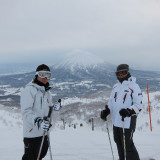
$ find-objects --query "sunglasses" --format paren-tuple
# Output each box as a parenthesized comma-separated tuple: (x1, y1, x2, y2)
(116, 71, 128, 78)
(36, 71, 51, 79)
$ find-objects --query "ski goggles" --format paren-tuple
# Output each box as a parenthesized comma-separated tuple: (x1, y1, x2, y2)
(36, 71, 51, 79)
(115, 70, 128, 78)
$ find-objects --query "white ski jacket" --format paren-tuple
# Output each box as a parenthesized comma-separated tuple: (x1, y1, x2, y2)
(21, 81, 53, 138)
(108, 76, 143, 129)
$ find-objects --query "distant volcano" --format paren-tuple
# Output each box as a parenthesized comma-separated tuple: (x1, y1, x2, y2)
(54, 49, 115, 72)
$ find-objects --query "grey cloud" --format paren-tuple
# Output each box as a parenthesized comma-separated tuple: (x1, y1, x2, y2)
(0, 0, 160, 70)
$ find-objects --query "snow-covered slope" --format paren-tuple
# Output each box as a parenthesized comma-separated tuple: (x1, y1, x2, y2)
(0, 91, 160, 159)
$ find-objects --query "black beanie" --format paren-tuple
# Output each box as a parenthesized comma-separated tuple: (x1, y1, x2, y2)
(36, 64, 50, 72)
(116, 64, 129, 72)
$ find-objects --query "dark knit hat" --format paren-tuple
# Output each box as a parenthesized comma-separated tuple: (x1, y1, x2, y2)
(116, 64, 129, 72)
(36, 64, 50, 72)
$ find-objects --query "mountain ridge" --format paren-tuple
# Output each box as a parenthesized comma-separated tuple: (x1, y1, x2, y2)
(0, 52, 160, 107)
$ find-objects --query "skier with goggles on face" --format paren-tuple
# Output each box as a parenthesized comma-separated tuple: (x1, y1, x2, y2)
(36, 70, 51, 80)
(21, 64, 60, 160)
(100, 64, 143, 160)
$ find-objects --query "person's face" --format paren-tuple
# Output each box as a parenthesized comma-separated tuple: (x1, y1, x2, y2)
(37, 76, 48, 84)
(116, 71, 128, 79)
(36, 71, 51, 84)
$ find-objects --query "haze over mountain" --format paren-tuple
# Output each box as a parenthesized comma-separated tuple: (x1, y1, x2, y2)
(56, 50, 106, 69)
(0, 51, 160, 108)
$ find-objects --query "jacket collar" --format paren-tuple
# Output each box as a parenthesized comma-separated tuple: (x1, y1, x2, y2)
(118, 76, 136, 85)
(33, 78, 52, 91)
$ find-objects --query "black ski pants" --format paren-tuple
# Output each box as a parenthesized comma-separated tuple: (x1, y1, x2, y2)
(22, 136, 49, 160)
(113, 116, 140, 160)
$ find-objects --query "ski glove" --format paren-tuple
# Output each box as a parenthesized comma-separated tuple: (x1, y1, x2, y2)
(53, 102, 61, 111)
(119, 108, 136, 118)
(34, 117, 52, 131)
(100, 106, 110, 120)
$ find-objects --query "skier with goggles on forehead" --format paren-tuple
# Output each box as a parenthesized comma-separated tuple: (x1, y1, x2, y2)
(100, 64, 143, 160)
(21, 64, 59, 160)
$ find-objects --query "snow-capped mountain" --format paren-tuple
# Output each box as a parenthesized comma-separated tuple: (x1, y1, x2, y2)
(55, 49, 111, 71)
(54, 50, 115, 77)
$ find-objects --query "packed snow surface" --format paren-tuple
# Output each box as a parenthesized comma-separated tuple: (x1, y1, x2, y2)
(0, 91, 160, 160)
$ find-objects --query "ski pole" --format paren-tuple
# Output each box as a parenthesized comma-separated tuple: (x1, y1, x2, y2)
(37, 132, 46, 160)
(37, 99, 61, 160)
(47, 99, 61, 160)
(37, 105, 53, 160)
(47, 132, 53, 160)
(122, 117, 126, 160)
(106, 119, 114, 160)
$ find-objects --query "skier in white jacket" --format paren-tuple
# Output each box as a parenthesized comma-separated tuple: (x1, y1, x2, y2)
(21, 64, 54, 160)
(101, 64, 142, 160)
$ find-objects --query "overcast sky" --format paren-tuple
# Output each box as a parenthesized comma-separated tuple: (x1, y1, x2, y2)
(0, 0, 160, 70)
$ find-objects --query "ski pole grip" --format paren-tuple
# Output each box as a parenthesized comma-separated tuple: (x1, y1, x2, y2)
(58, 99, 61, 107)
(48, 99, 61, 117)
(122, 116, 124, 121)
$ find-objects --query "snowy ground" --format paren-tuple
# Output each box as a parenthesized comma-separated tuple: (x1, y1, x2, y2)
(0, 91, 160, 160)
(0, 125, 159, 160)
